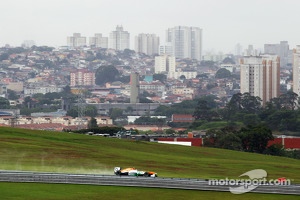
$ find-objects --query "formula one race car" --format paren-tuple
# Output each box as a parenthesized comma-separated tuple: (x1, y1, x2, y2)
(114, 167, 157, 177)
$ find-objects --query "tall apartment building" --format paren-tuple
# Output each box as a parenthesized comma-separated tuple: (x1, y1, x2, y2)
(240, 55, 280, 105)
(234, 43, 243, 56)
(292, 46, 300, 96)
(130, 72, 140, 104)
(135, 33, 159, 55)
(108, 25, 130, 50)
(70, 69, 95, 87)
(244, 45, 256, 56)
(264, 41, 289, 68)
(154, 55, 176, 73)
(166, 26, 202, 60)
(159, 42, 173, 56)
(67, 33, 86, 47)
(89, 33, 108, 48)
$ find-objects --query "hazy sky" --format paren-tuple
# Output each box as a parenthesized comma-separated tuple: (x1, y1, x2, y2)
(1, 0, 300, 53)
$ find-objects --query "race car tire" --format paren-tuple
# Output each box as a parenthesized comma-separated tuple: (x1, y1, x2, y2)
(143, 172, 149, 177)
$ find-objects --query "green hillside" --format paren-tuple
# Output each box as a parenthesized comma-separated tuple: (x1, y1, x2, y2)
(0, 127, 299, 182)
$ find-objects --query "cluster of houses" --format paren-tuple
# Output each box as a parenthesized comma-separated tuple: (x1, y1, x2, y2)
(0, 45, 293, 133)
(0, 46, 242, 105)
(0, 113, 112, 131)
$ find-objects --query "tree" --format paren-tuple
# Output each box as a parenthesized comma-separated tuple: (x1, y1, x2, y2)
(31, 46, 54, 52)
(259, 97, 281, 123)
(222, 57, 235, 64)
(109, 108, 123, 120)
(123, 49, 135, 57)
(63, 85, 71, 94)
(266, 110, 299, 131)
(243, 114, 260, 126)
(44, 92, 61, 100)
(0, 53, 9, 61)
(66, 108, 78, 118)
(7, 89, 19, 100)
(88, 117, 98, 129)
(280, 91, 298, 110)
(0, 97, 10, 109)
(164, 129, 175, 135)
(200, 60, 216, 67)
(265, 144, 285, 156)
(217, 133, 242, 150)
(238, 125, 274, 153)
(135, 117, 166, 125)
(85, 105, 98, 117)
(206, 83, 217, 90)
(153, 74, 167, 83)
(95, 65, 119, 85)
(222, 93, 243, 121)
(241, 93, 262, 114)
(215, 68, 231, 79)
(199, 95, 218, 109)
(193, 100, 217, 121)
(125, 106, 134, 114)
(179, 75, 186, 81)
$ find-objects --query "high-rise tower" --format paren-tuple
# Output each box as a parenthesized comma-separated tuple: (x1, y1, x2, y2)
(67, 33, 86, 47)
(135, 33, 159, 55)
(89, 33, 108, 48)
(166, 26, 202, 60)
(293, 46, 300, 96)
(109, 25, 130, 50)
(240, 55, 280, 105)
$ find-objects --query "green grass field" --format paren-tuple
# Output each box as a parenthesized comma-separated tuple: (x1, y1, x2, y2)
(0, 127, 299, 199)
(0, 183, 298, 200)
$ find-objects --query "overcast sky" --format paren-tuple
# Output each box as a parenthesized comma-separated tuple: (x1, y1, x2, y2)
(1, 0, 300, 53)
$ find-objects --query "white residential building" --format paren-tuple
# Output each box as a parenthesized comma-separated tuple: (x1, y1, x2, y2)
(24, 86, 63, 95)
(220, 63, 235, 73)
(159, 42, 173, 56)
(135, 33, 159, 55)
(139, 81, 165, 92)
(89, 33, 108, 48)
(240, 55, 280, 105)
(109, 25, 130, 50)
(293, 46, 300, 96)
(172, 87, 195, 95)
(166, 26, 202, 60)
(264, 41, 289, 68)
(154, 55, 176, 73)
(67, 33, 86, 47)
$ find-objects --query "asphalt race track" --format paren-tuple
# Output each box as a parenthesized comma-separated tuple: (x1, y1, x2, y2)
(0, 170, 299, 195)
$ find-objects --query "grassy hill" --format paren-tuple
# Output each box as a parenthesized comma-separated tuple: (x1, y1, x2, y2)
(0, 127, 299, 182)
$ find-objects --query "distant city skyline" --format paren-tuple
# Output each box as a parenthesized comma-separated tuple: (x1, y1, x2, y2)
(1, 0, 300, 53)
